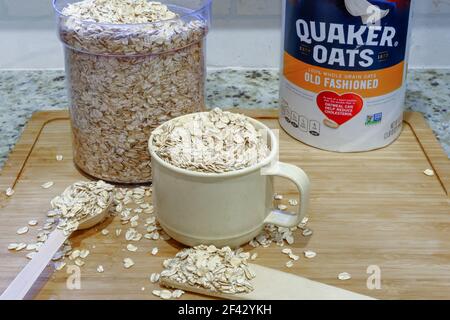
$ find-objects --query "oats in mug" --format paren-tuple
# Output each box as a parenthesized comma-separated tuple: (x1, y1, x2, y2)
(152, 109, 270, 173)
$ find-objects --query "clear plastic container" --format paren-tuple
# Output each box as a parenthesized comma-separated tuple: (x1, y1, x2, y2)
(53, 0, 211, 183)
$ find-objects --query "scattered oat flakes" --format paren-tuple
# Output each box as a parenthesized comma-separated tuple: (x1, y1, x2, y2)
(424, 169, 435, 176)
(41, 181, 54, 189)
(8, 243, 19, 250)
(37, 233, 48, 243)
(56, 155, 64, 161)
(274, 194, 283, 200)
(54, 261, 66, 271)
(144, 205, 154, 214)
(15, 243, 27, 251)
(101, 229, 109, 236)
(46, 218, 56, 224)
(251, 215, 303, 248)
(52, 251, 64, 261)
(146, 216, 156, 225)
(151, 247, 159, 256)
(75, 258, 85, 267)
(338, 272, 352, 281)
(125, 228, 142, 241)
(286, 234, 295, 245)
(145, 232, 160, 241)
(25, 243, 37, 251)
(5, 187, 14, 197)
(47, 210, 58, 217)
(277, 204, 288, 211)
(80, 249, 90, 259)
(282, 248, 292, 255)
(288, 199, 298, 206)
(43, 223, 53, 230)
(69, 250, 80, 260)
(28, 219, 38, 226)
(115, 229, 122, 237)
(97, 265, 104, 273)
(150, 273, 160, 283)
(304, 250, 317, 259)
(250, 253, 258, 260)
(26, 252, 36, 260)
(289, 253, 300, 261)
(248, 240, 258, 247)
(302, 228, 313, 237)
(127, 244, 138, 252)
(123, 258, 134, 269)
(17, 226, 29, 235)
(286, 261, 294, 268)
(172, 290, 184, 299)
(152, 290, 161, 297)
(160, 290, 173, 300)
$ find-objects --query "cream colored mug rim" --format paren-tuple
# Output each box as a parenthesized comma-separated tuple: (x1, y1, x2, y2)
(148, 112, 278, 179)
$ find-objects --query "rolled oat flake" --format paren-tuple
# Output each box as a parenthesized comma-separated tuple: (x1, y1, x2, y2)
(280, 0, 414, 152)
(338, 272, 352, 281)
(5, 188, 14, 197)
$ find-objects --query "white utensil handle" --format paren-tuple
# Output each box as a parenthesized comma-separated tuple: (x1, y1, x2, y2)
(0, 228, 68, 300)
(263, 162, 310, 228)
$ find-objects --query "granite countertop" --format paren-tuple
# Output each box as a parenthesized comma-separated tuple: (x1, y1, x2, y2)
(0, 69, 449, 169)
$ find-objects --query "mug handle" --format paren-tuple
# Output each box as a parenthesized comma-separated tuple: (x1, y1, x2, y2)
(262, 162, 310, 228)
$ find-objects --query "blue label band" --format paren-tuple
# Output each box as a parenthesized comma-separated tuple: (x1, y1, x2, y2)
(284, 0, 411, 72)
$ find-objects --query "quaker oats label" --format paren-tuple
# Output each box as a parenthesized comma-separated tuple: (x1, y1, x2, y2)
(280, 0, 413, 152)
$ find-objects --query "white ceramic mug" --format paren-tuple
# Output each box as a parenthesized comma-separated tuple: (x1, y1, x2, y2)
(148, 113, 310, 248)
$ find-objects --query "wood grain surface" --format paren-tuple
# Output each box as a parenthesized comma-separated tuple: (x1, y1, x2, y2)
(0, 110, 449, 300)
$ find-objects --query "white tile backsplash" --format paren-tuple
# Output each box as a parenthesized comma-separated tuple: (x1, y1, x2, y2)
(236, 0, 281, 16)
(0, 0, 449, 69)
(414, 0, 450, 14)
(3, 0, 53, 19)
(213, 0, 232, 16)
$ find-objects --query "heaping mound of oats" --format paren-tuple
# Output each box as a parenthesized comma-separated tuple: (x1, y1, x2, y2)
(161, 245, 255, 294)
(57, 0, 208, 183)
(62, 0, 177, 24)
(152, 108, 271, 173)
(51, 180, 115, 235)
(60, 0, 207, 55)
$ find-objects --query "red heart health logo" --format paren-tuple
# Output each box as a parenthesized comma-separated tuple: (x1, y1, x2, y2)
(316, 91, 364, 126)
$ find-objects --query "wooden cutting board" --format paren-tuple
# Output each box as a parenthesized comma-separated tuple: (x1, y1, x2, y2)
(0, 110, 449, 300)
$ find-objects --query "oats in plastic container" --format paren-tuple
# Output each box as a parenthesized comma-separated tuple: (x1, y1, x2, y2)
(53, 0, 211, 183)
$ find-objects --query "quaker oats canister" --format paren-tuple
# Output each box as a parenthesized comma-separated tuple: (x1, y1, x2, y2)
(280, 0, 414, 152)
